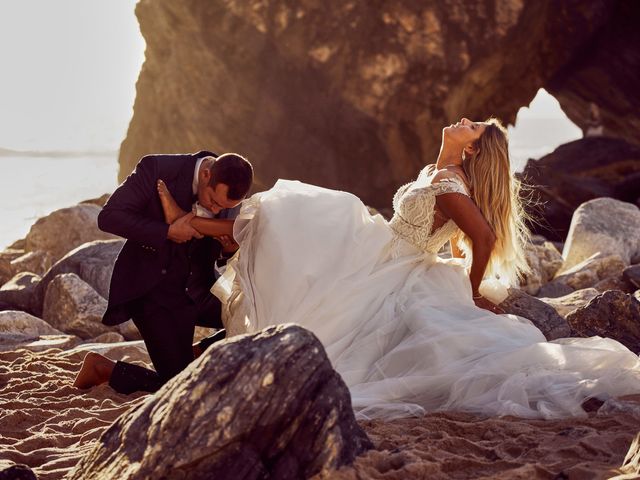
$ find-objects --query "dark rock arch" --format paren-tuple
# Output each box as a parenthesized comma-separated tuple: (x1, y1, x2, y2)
(119, 0, 638, 209)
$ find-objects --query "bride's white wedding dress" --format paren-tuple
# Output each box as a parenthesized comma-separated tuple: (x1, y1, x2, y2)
(213, 169, 640, 420)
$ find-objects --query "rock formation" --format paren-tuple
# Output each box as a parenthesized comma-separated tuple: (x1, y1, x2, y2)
(24, 204, 117, 264)
(567, 290, 640, 353)
(499, 289, 571, 340)
(67, 324, 372, 480)
(42, 273, 110, 340)
(120, 0, 640, 209)
(519, 137, 640, 240)
(31, 239, 123, 316)
(545, 0, 640, 145)
(561, 198, 640, 272)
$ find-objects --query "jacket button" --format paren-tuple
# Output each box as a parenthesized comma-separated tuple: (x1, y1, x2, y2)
(185, 287, 189, 292)
(161, 269, 167, 274)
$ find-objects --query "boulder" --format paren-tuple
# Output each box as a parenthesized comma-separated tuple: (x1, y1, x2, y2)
(520, 138, 640, 241)
(0, 310, 64, 336)
(597, 397, 640, 420)
(566, 290, 640, 353)
(9, 250, 52, 277)
(539, 288, 599, 318)
(623, 264, 640, 289)
(80, 193, 111, 207)
(520, 241, 564, 295)
(499, 289, 571, 340)
(552, 253, 626, 291)
(8, 238, 26, 250)
(87, 332, 125, 344)
(24, 204, 118, 264)
(32, 239, 124, 316)
(0, 334, 81, 353)
(536, 281, 574, 299)
(0, 249, 25, 286)
(116, 319, 142, 341)
(593, 275, 635, 294)
(0, 461, 36, 480)
(67, 324, 372, 480)
(0, 273, 41, 313)
(561, 198, 640, 272)
(42, 273, 111, 339)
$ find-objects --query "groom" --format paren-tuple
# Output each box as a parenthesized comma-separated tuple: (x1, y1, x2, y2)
(74, 150, 253, 393)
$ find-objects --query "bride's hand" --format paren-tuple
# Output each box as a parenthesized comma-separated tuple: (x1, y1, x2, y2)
(474, 295, 504, 314)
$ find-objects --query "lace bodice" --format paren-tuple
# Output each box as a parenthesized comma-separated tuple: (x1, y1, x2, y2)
(389, 168, 470, 254)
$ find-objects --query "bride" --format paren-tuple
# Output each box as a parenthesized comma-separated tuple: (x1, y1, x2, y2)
(159, 117, 640, 420)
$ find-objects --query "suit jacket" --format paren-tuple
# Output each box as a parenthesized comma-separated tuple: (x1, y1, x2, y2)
(99, 151, 237, 326)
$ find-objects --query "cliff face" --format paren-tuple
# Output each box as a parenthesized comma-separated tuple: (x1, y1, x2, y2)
(120, 0, 636, 208)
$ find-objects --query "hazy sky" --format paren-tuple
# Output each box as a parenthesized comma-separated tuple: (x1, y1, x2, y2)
(0, 0, 144, 151)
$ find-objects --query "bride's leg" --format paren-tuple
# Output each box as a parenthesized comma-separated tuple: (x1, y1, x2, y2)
(157, 179, 188, 224)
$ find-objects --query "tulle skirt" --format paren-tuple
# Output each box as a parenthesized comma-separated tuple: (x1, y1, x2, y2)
(213, 180, 640, 420)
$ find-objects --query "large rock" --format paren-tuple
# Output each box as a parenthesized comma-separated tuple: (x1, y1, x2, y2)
(119, 0, 639, 209)
(0, 249, 25, 286)
(42, 273, 111, 339)
(24, 204, 118, 264)
(552, 253, 626, 291)
(0, 334, 81, 353)
(539, 288, 599, 318)
(0, 310, 77, 352)
(593, 274, 635, 294)
(67, 324, 372, 480)
(87, 332, 125, 344)
(0, 310, 63, 337)
(546, 1, 640, 150)
(9, 250, 52, 277)
(520, 241, 564, 295)
(0, 273, 41, 313)
(566, 290, 640, 353)
(560, 198, 640, 273)
(520, 137, 640, 241)
(623, 264, 640, 289)
(32, 239, 124, 316)
(0, 461, 36, 480)
(499, 289, 571, 340)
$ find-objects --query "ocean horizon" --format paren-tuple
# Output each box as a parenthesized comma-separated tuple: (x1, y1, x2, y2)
(0, 154, 119, 250)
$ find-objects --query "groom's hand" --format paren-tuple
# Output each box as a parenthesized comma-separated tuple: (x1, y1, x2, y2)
(167, 213, 203, 243)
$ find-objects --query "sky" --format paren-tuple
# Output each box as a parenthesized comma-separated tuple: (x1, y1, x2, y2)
(0, 0, 144, 152)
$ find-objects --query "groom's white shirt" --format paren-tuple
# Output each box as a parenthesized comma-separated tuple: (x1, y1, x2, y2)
(192, 156, 215, 218)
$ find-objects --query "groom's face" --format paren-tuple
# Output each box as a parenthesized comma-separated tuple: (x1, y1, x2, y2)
(198, 181, 242, 214)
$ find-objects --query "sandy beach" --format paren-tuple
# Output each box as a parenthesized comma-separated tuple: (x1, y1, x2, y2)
(2, 342, 639, 480)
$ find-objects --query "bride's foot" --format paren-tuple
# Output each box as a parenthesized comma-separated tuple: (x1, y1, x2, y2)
(157, 179, 187, 224)
(73, 352, 116, 389)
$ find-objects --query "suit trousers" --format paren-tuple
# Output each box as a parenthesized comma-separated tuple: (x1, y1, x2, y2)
(108, 290, 223, 395)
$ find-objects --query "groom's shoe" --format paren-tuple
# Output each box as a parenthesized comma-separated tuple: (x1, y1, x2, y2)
(195, 329, 227, 357)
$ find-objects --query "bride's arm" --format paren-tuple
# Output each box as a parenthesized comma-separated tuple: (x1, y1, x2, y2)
(436, 193, 498, 311)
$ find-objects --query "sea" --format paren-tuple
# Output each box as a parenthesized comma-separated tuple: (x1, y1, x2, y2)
(0, 154, 119, 250)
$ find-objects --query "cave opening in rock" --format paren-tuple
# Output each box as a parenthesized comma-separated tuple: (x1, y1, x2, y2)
(508, 89, 582, 173)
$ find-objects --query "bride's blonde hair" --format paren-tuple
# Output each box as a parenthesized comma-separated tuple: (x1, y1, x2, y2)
(460, 118, 531, 285)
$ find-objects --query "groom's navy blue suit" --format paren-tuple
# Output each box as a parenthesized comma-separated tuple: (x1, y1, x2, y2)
(98, 150, 237, 393)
